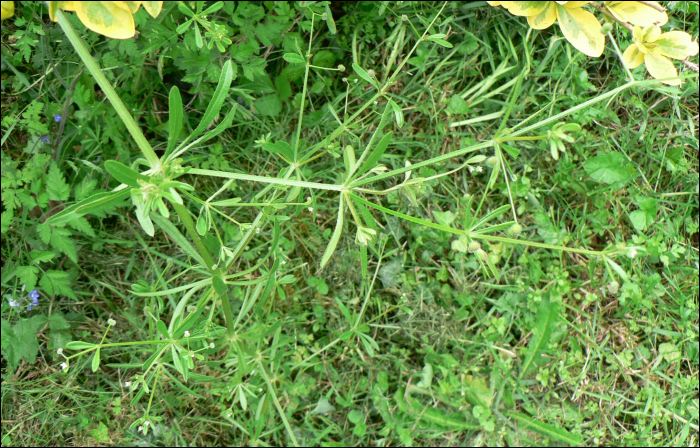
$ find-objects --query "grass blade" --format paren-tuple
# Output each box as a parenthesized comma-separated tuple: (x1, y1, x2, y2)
(507, 411, 582, 446)
(520, 293, 560, 378)
(320, 194, 345, 268)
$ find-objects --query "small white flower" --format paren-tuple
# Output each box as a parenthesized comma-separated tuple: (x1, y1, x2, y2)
(184, 331, 191, 338)
(60, 362, 68, 370)
(281, 260, 287, 265)
(354, 79, 359, 83)
(124, 381, 131, 387)
(469, 167, 475, 173)
(57, 348, 63, 355)
(342, 77, 347, 83)
(210, 343, 215, 349)
(308, 207, 314, 212)
(144, 421, 150, 427)
(629, 248, 638, 258)
(107, 318, 116, 326)
(476, 166, 483, 173)
(138, 426, 143, 433)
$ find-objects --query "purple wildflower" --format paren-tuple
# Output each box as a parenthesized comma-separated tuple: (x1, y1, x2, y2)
(54, 114, 62, 122)
(27, 290, 39, 310)
(41, 136, 50, 144)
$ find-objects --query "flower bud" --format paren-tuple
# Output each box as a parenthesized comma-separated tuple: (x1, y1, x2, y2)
(485, 156, 498, 168)
(467, 241, 481, 253)
(601, 22, 613, 34)
(608, 281, 620, 295)
(507, 223, 523, 236)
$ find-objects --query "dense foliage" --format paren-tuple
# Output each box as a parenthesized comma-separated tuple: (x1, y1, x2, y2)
(1, 1, 698, 446)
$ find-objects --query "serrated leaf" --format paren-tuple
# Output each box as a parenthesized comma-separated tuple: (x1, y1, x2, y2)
(556, 4, 605, 57)
(283, 53, 305, 64)
(261, 141, 294, 161)
(40, 270, 77, 299)
(46, 162, 70, 201)
(16, 265, 40, 291)
(583, 152, 635, 186)
(51, 227, 77, 263)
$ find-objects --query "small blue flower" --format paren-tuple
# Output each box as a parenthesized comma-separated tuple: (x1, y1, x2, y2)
(54, 114, 62, 122)
(41, 136, 50, 144)
(29, 289, 40, 301)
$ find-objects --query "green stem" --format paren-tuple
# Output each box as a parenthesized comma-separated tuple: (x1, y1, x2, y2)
(256, 361, 299, 447)
(189, 168, 343, 191)
(55, 10, 159, 168)
(293, 13, 315, 161)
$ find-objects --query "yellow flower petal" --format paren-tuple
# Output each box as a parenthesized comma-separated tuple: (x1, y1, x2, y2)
(653, 31, 700, 60)
(75, 1, 135, 39)
(503, 1, 549, 17)
(556, 4, 605, 57)
(1, 1, 14, 20)
(487, 1, 503, 5)
(605, 1, 668, 27)
(49, 1, 77, 22)
(563, 1, 589, 8)
(622, 43, 645, 69)
(142, 1, 162, 17)
(644, 51, 680, 85)
(643, 25, 661, 43)
(527, 1, 557, 29)
(122, 2, 143, 14)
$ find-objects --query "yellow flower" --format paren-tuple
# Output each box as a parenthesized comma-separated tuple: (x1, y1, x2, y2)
(490, 1, 604, 57)
(623, 26, 699, 85)
(1, 1, 14, 20)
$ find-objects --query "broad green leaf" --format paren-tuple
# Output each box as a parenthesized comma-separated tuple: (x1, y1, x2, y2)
(166, 86, 183, 154)
(261, 141, 294, 161)
(255, 94, 282, 117)
(644, 51, 679, 85)
(652, 31, 700, 60)
(425, 35, 453, 47)
(527, 1, 556, 29)
(151, 213, 206, 267)
(74, 1, 135, 39)
(507, 411, 582, 445)
(320, 195, 344, 268)
(605, 1, 668, 27)
(520, 294, 560, 377)
(283, 53, 306, 64)
(583, 152, 635, 186)
(556, 4, 604, 57)
(622, 44, 645, 68)
(135, 204, 155, 237)
(356, 132, 393, 178)
(105, 160, 148, 187)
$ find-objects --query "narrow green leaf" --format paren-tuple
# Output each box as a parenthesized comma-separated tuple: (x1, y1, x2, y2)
(105, 160, 148, 187)
(520, 294, 560, 378)
(156, 320, 170, 339)
(151, 213, 206, 267)
(46, 189, 129, 225)
(352, 63, 378, 88)
(343, 145, 356, 176)
(360, 244, 368, 279)
(324, 5, 336, 34)
(183, 60, 234, 147)
(91, 348, 101, 372)
(506, 411, 582, 446)
(389, 100, 404, 128)
(66, 341, 96, 350)
(212, 275, 228, 297)
(320, 194, 345, 268)
(166, 86, 183, 155)
(470, 205, 511, 231)
(356, 132, 393, 178)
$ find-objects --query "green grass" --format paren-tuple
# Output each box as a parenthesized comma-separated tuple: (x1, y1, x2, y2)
(2, 1, 699, 446)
